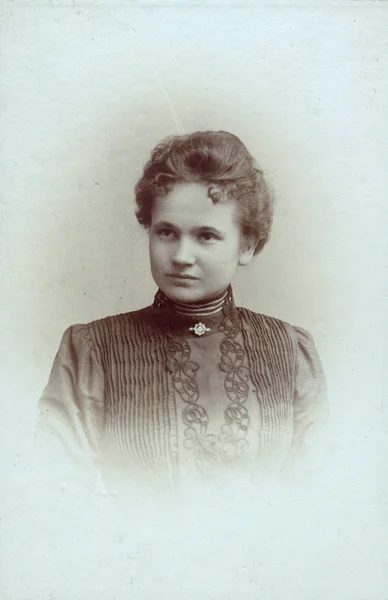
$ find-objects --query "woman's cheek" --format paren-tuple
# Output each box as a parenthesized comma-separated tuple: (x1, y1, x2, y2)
(158, 241, 171, 265)
(152, 236, 164, 254)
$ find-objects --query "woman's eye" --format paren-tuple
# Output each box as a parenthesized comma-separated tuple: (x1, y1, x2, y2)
(199, 231, 217, 242)
(158, 229, 175, 239)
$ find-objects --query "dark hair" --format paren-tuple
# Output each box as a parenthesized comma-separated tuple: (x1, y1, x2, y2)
(135, 130, 274, 255)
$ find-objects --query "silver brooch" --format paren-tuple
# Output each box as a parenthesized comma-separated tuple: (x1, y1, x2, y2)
(189, 322, 211, 336)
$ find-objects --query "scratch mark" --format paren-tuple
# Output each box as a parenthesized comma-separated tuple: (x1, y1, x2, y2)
(154, 74, 185, 134)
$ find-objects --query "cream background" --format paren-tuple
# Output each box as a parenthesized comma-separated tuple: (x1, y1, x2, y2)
(1, 2, 387, 599)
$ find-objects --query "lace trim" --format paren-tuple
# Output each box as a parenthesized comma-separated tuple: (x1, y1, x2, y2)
(166, 309, 252, 475)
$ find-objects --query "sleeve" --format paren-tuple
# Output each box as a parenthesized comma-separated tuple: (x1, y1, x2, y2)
(35, 324, 106, 481)
(288, 326, 329, 465)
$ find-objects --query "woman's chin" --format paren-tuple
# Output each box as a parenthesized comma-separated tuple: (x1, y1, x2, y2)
(164, 288, 204, 303)
(159, 282, 207, 304)
(159, 281, 229, 304)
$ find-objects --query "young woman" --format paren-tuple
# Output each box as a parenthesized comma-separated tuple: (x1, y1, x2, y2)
(37, 130, 328, 491)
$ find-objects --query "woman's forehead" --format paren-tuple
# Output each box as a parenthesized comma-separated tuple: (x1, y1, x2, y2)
(151, 182, 239, 228)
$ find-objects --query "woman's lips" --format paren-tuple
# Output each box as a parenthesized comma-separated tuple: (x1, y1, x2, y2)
(166, 274, 198, 280)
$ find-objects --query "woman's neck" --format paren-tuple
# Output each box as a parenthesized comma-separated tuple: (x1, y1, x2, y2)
(152, 285, 235, 337)
(153, 285, 232, 320)
(168, 286, 230, 319)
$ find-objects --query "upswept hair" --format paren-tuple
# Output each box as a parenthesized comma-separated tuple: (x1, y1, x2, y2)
(135, 130, 274, 255)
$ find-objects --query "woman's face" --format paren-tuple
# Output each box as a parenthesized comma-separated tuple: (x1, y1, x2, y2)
(149, 182, 254, 303)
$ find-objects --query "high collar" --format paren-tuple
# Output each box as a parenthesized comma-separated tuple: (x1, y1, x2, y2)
(152, 286, 236, 337)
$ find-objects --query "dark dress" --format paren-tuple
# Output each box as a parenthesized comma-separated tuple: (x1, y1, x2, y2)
(36, 289, 328, 491)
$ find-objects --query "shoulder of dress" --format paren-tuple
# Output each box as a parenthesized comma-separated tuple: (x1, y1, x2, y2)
(84, 306, 152, 330)
(236, 307, 307, 354)
(236, 307, 296, 332)
(236, 308, 302, 375)
(64, 307, 153, 360)
(75, 306, 153, 348)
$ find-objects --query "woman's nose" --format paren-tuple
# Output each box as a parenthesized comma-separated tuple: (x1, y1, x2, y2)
(172, 239, 196, 266)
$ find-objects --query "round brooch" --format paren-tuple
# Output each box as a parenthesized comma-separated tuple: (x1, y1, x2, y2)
(189, 322, 211, 336)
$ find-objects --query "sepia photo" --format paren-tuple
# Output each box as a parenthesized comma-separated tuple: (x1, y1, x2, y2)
(1, 1, 387, 599)
(36, 129, 328, 494)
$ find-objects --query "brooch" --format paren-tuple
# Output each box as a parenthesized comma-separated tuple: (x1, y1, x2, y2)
(189, 323, 211, 336)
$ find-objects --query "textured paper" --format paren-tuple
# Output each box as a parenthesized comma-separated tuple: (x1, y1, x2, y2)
(1, 1, 387, 598)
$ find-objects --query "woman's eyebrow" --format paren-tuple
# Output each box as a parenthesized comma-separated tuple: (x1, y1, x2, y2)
(153, 220, 177, 229)
(153, 222, 224, 235)
(193, 225, 224, 235)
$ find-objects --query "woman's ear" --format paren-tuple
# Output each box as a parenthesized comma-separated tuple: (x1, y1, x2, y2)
(238, 237, 256, 266)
